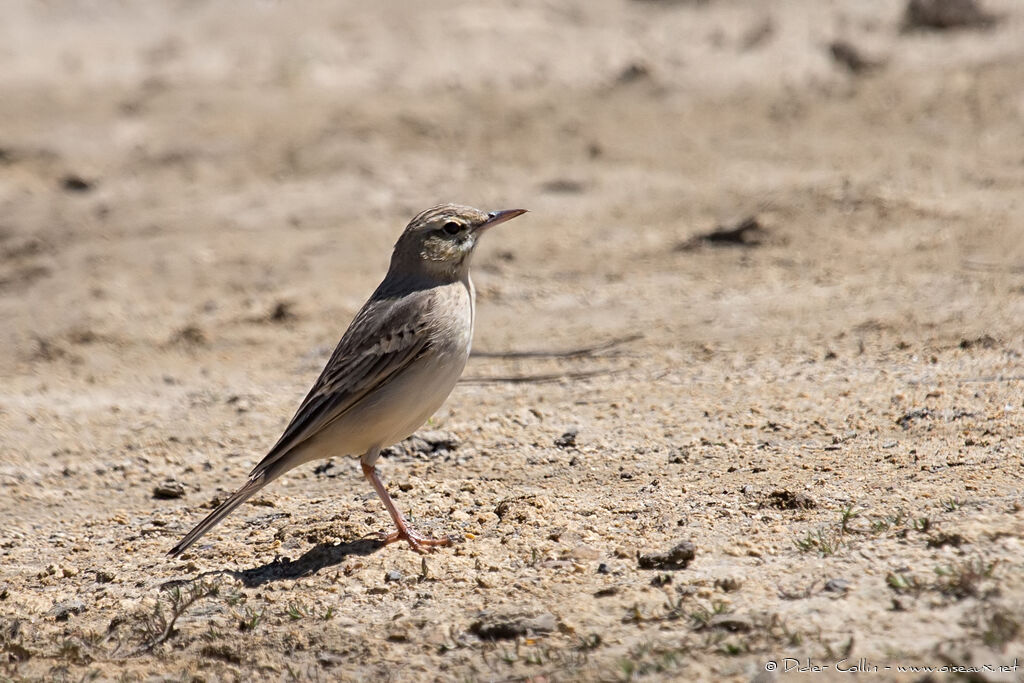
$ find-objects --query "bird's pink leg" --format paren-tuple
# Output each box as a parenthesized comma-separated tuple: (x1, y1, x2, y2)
(361, 462, 452, 554)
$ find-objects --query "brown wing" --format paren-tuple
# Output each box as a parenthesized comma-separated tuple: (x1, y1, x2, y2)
(248, 290, 435, 478)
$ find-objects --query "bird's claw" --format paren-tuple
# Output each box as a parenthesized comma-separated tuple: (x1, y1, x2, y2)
(381, 528, 453, 554)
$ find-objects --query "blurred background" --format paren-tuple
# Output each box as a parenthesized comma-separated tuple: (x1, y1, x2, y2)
(2, 1, 1023, 680)
(2, 0, 1022, 358)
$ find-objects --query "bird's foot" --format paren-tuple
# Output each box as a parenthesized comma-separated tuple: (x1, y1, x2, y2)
(381, 527, 453, 554)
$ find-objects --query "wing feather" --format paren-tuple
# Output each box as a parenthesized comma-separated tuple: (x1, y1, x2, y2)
(248, 290, 435, 478)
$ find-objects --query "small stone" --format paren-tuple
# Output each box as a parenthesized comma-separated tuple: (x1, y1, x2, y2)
(554, 429, 578, 449)
(824, 578, 851, 594)
(704, 614, 753, 633)
(48, 600, 86, 621)
(387, 431, 461, 458)
(384, 570, 404, 583)
(386, 626, 409, 642)
(318, 652, 345, 668)
(60, 174, 94, 192)
(650, 573, 672, 587)
(153, 480, 186, 499)
(715, 576, 743, 592)
(268, 300, 296, 323)
(569, 544, 600, 561)
(597, 563, 611, 575)
(169, 324, 207, 346)
(668, 448, 689, 464)
(765, 490, 816, 510)
(638, 541, 696, 570)
(469, 610, 558, 640)
(903, 0, 998, 31)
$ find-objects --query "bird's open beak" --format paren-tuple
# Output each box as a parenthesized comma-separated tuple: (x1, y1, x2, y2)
(478, 208, 527, 232)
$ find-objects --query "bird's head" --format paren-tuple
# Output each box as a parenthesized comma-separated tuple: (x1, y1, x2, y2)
(389, 204, 527, 282)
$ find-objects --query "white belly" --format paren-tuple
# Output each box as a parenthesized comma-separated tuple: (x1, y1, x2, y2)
(296, 282, 474, 461)
(345, 342, 469, 449)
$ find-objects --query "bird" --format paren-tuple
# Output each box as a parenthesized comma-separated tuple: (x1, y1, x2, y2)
(168, 204, 527, 557)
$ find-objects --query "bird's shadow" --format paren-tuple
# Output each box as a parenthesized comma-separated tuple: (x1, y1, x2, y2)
(230, 538, 384, 587)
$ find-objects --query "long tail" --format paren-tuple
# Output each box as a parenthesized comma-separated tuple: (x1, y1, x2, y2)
(167, 475, 269, 557)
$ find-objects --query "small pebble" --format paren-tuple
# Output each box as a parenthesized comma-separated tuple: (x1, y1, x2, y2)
(153, 480, 186, 500)
(48, 599, 86, 621)
(638, 541, 696, 570)
(554, 428, 578, 449)
(824, 578, 851, 594)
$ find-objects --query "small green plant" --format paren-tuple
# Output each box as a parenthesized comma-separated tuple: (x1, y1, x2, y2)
(224, 589, 245, 607)
(617, 641, 689, 681)
(238, 605, 265, 632)
(886, 571, 922, 596)
(839, 505, 860, 534)
(286, 602, 307, 621)
(935, 557, 997, 600)
(794, 527, 843, 556)
(688, 601, 731, 629)
(869, 509, 908, 534)
(942, 498, 961, 512)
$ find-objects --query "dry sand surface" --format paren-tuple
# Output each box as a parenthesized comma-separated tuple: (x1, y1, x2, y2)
(2, 1, 1024, 680)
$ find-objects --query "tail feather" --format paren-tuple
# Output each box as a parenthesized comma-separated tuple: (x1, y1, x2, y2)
(167, 476, 268, 557)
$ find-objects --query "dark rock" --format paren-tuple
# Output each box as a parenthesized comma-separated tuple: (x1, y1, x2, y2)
(152, 480, 185, 499)
(650, 573, 672, 587)
(668, 448, 689, 464)
(312, 460, 335, 477)
(903, 0, 998, 31)
(268, 300, 296, 323)
(896, 408, 933, 429)
(554, 429, 578, 449)
(959, 335, 998, 350)
(48, 600, 85, 621)
(829, 40, 881, 74)
(927, 533, 966, 548)
(469, 611, 557, 640)
(318, 651, 345, 668)
(60, 174, 93, 192)
(677, 216, 766, 250)
(200, 643, 243, 663)
(637, 541, 696, 570)
(168, 324, 207, 347)
(765, 490, 816, 510)
(384, 431, 460, 458)
(715, 576, 743, 592)
(824, 578, 851, 594)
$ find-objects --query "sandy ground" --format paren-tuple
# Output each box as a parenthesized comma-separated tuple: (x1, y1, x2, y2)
(2, 1, 1024, 681)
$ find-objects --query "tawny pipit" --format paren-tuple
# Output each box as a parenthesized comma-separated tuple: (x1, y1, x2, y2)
(169, 204, 527, 557)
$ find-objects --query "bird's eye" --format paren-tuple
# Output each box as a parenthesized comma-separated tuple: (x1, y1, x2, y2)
(442, 221, 461, 235)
